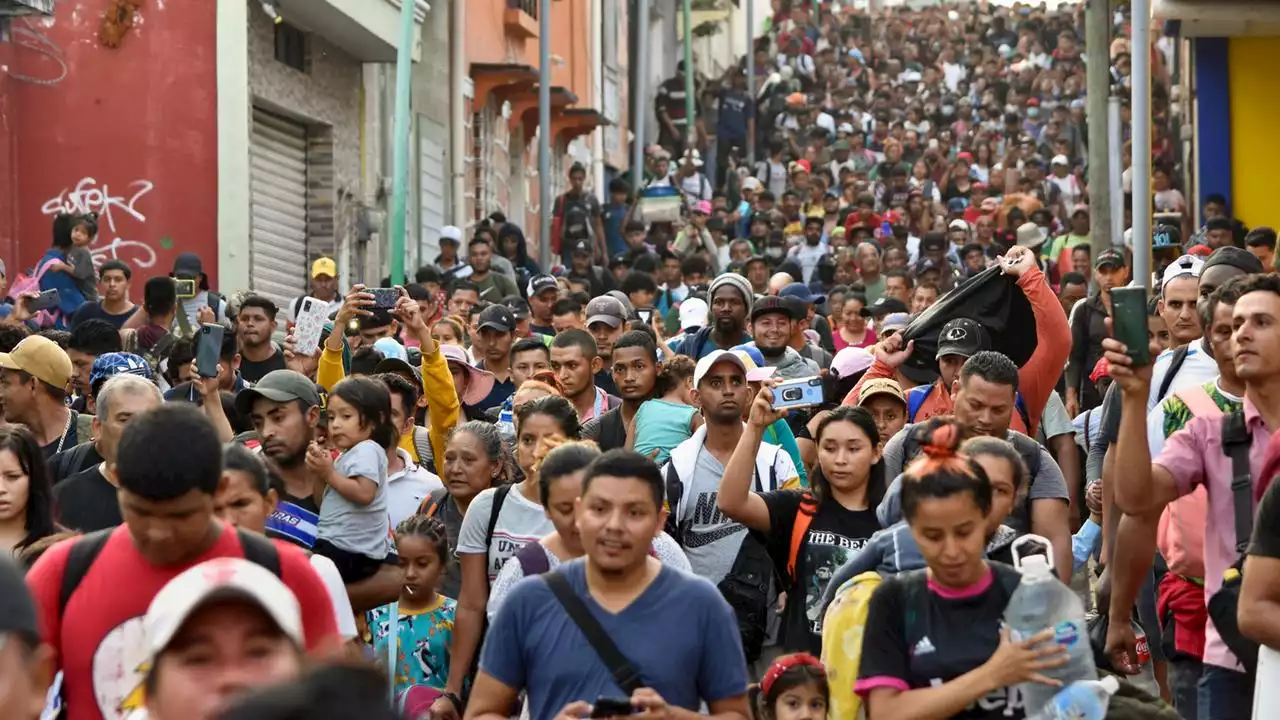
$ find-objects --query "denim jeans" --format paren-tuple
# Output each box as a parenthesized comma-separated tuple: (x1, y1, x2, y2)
(1196, 664, 1252, 720)
(1167, 658, 1201, 720)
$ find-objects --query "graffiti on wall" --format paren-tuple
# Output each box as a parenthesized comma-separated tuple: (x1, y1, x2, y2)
(40, 177, 161, 269)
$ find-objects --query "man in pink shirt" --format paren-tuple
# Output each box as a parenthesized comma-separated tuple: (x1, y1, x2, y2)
(1103, 273, 1280, 718)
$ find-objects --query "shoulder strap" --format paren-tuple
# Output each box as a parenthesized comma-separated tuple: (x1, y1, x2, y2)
(486, 485, 514, 549)
(1221, 410, 1254, 555)
(516, 541, 552, 577)
(543, 571, 645, 694)
(1174, 384, 1220, 419)
(663, 463, 684, 541)
(787, 492, 819, 581)
(1156, 345, 1191, 402)
(59, 528, 114, 616)
(237, 528, 282, 578)
(419, 488, 448, 518)
(906, 383, 934, 422)
(1014, 391, 1030, 432)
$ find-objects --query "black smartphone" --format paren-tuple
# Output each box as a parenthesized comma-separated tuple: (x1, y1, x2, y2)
(196, 323, 225, 378)
(637, 307, 654, 325)
(1110, 286, 1151, 367)
(27, 289, 60, 312)
(367, 287, 400, 309)
(590, 698, 634, 718)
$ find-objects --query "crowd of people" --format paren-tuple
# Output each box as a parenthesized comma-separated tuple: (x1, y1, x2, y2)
(2, 2, 1279, 720)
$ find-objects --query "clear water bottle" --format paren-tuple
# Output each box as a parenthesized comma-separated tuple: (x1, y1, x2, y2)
(496, 405, 515, 445)
(1033, 676, 1120, 720)
(1004, 535, 1098, 717)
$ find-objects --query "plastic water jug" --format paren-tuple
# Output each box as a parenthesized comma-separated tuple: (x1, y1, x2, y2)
(496, 406, 515, 445)
(1033, 676, 1120, 720)
(1004, 535, 1098, 716)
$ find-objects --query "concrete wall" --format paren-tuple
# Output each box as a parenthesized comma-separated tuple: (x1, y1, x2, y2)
(8, 0, 218, 288)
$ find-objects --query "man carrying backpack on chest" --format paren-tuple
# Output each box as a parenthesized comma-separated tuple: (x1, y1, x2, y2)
(553, 163, 607, 267)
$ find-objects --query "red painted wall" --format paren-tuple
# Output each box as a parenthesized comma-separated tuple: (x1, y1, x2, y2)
(4, 1, 218, 292)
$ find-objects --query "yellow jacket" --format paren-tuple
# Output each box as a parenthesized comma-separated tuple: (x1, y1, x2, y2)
(317, 343, 459, 477)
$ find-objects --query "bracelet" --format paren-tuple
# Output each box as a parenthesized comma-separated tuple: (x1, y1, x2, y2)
(443, 691, 464, 713)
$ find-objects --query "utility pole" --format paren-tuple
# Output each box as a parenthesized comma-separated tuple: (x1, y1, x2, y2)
(538, 0, 552, 266)
(387, 0, 417, 286)
(1085, 0, 1112, 265)
(683, 0, 694, 149)
(1131, 0, 1152, 288)
(745, 0, 755, 166)
(631, 0, 650, 193)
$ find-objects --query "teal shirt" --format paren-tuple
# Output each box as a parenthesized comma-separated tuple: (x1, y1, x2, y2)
(634, 399, 699, 465)
(369, 596, 456, 697)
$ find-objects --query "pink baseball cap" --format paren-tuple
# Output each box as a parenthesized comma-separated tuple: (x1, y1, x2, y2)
(693, 200, 713, 215)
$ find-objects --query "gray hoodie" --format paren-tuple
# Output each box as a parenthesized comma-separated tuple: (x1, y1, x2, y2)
(757, 345, 822, 379)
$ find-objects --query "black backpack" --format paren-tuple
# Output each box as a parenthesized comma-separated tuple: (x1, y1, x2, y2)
(560, 195, 593, 243)
(1206, 409, 1259, 674)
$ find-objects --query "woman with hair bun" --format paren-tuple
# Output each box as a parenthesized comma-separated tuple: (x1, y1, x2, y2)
(855, 417, 1068, 720)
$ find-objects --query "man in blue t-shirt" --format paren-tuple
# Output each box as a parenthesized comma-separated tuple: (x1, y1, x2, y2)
(465, 450, 750, 720)
(714, 69, 755, 188)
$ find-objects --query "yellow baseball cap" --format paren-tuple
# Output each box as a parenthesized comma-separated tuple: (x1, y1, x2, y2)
(0, 336, 73, 391)
(311, 257, 337, 279)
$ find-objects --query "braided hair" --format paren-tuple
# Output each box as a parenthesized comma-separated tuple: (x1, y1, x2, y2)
(395, 513, 450, 567)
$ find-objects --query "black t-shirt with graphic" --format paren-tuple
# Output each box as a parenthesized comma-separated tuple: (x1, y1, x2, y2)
(858, 563, 1026, 720)
(760, 490, 881, 655)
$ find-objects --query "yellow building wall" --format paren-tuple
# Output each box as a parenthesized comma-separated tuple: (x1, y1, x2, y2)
(1229, 37, 1280, 231)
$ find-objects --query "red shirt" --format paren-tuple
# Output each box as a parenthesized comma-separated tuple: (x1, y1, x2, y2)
(26, 523, 340, 720)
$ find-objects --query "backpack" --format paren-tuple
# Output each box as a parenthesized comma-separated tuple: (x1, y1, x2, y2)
(664, 448, 780, 662)
(819, 570, 884, 720)
(411, 425, 433, 472)
(905, 382, 1031, 432)
(57, 527, 280, 617)
(559, 195, 594, 248)
(120, 327, 179, 376)
(1205, 408, 1259, 674)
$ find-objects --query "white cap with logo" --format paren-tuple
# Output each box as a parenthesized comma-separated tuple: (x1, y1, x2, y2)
(143, 557, 303, 660)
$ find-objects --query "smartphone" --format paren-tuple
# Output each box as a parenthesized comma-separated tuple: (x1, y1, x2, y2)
(27, 289, 60, 312)
(174, 278, 198, 299)
(196, 323, 225, 378)
(367, 287, 400, 309)
(771, 376, 825, 411)
(293, 297, 329, 356)
(1110, 286, 1151, 367)
(637, 307, 654, 325)
(590, 698, 635, 718)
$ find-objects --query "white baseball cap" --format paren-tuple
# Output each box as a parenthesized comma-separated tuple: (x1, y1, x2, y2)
(1161, 254, 1204, 288)
(679, 297, 709, 331)
(693, 349, 748, 387)
(1051, 154, 1070, 167)
(143, 558, 303, 660)
(741, 177, 763, 192)
(948, 219, 970, 232)
(440, 225, 463, 244)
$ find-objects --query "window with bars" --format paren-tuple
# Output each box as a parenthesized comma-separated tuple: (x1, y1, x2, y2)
(274, 22, 309, 73)
(506, 0, 537, 19)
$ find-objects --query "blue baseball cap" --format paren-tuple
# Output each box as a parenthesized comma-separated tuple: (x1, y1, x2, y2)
(731, 344, 766, 369)
(89, 352, 155, 395)
(778, 282, 826, 307)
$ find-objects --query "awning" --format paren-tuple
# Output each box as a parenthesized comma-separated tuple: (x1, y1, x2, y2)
(471, 63, 539, 115)
(1154, 0, 1280, 37)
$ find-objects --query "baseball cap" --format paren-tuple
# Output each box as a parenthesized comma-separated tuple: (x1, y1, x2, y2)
(831, 347, 874, 379)
(751, 295, 797, 322)
(527, 273, 558, 297)
(679, 297, 709, 330)
(570, 239, 593, 256)
(1202, 245, 1265, 275)
(172, 252, 202, 279)
(585, 296, 628, 329)
(477, 305, 516, 333)
(741, 177, 763, 192)
(729, 349, 776, 383)
(144, 558, 303, 662)
(440, 225, 463, 244)
(1095, 248, 1127, 270)
(693, 200, 712, 215)
(1161, 255, 1204, 287)
(311, 257, 337, 279)
(89, 352, 155, 395)
(1051, 154, 1070, 166)
(0, 556, 38, 645)
(880, 312, 912, 334)
(947, 198, 967, 213)
(947, 219, 970, 233)
(0, 335, 72, 391)
(857, 378, 907, 408)
(374, 353, 421, 382)
(936, 318, 987, 359)
(502, 296, 530, 319)
(1152, 224, 1181, 249)
(693, 349, 749, 387)
(778, 282, 825, 307)
(234, 369, 323, 417)
(861, 296, 909, 317)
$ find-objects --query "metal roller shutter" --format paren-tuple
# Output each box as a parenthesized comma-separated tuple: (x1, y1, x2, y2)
(250, 108, 309, 313)
(419, 116, 447, 268)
